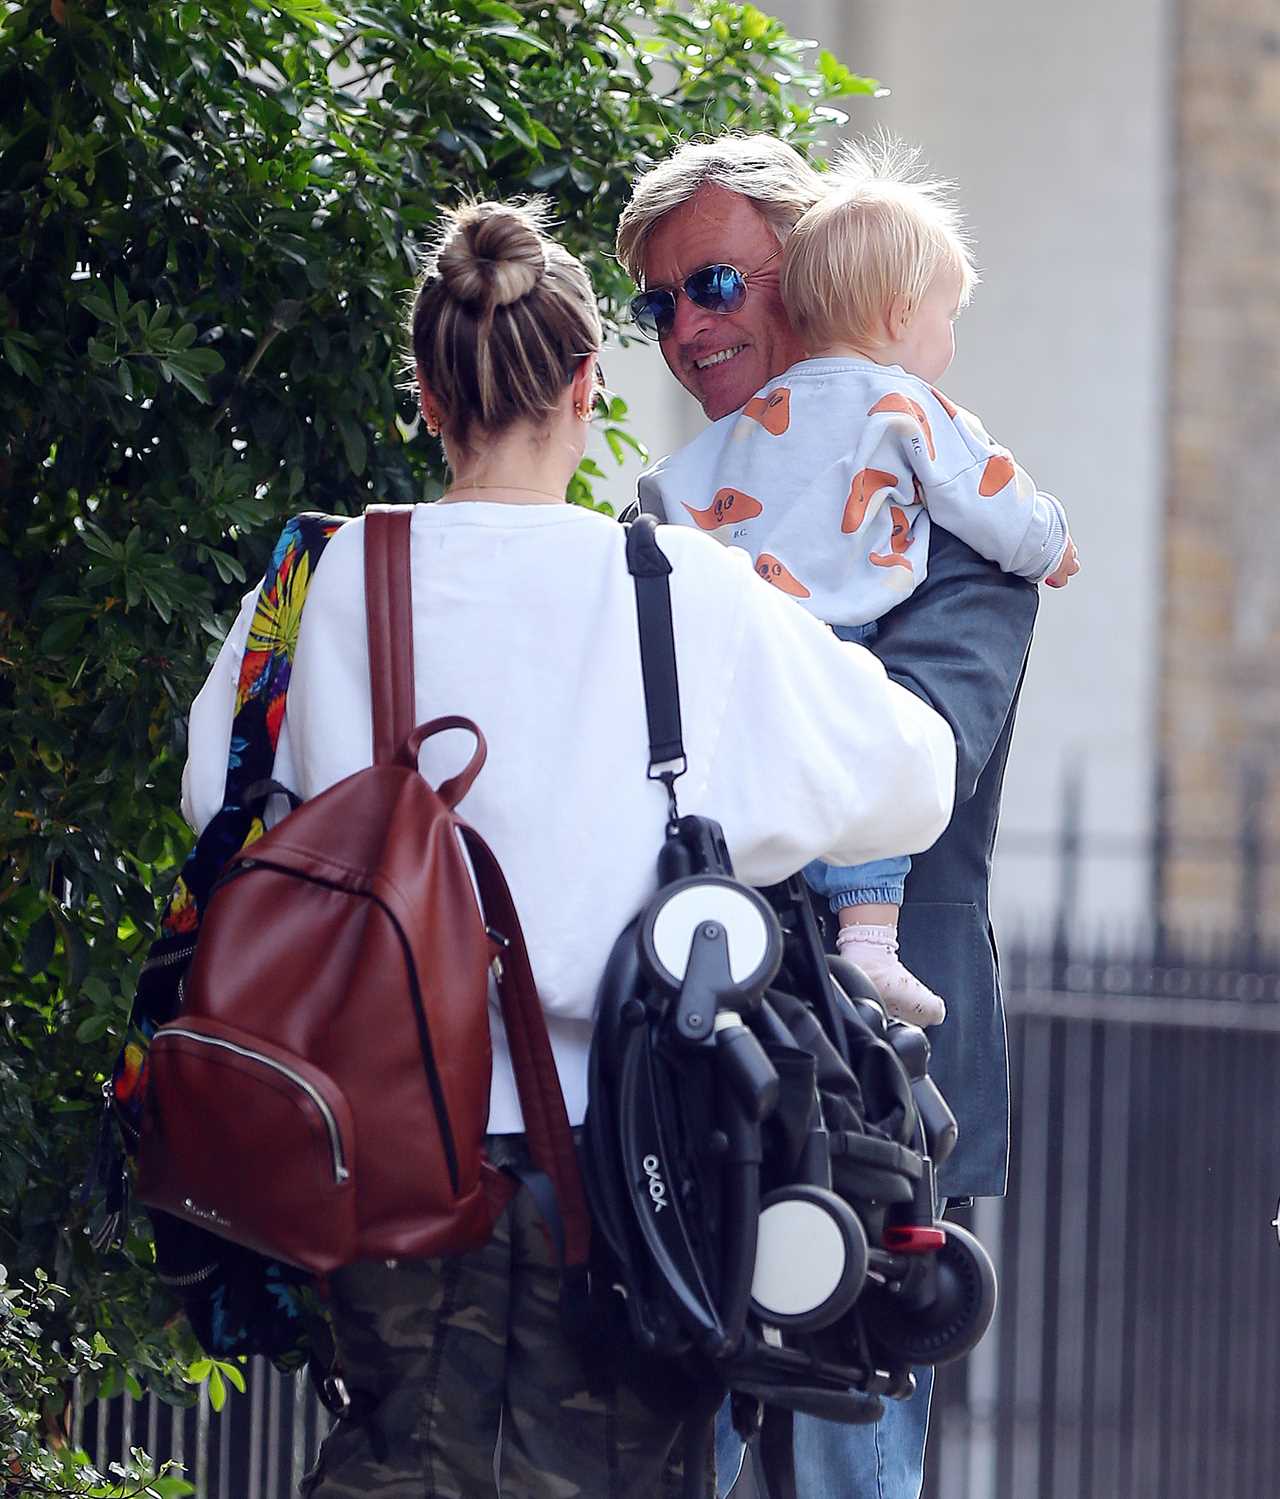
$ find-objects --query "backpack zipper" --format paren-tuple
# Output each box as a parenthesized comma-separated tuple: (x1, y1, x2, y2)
(160, 1027, 349, 1186)
(140, 940, 197, 976)
(156, 1261, 220, 1289)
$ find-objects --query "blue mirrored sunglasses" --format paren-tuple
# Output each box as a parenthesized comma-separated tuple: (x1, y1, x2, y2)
(629, 249, 780, 340)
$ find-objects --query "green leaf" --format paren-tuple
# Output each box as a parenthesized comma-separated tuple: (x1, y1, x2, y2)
(38, 611, 87, 656)
(80, 526, 118, 560)
(454, 130, 488, 169)
(148, 1478, 197, 1498)
(3, 336, 39, 381)
(815, 50, 882, 97)
(162, 361, 213, 403)
(21, 913, 56, 977)
(482, 24, 554, 54)
(75, 1013, 112, 1043)
(207, 1366, 226, 1411)
(337, 414, 367, 475)
(168, 347, 225, 375)
(527, 162, 567, 189)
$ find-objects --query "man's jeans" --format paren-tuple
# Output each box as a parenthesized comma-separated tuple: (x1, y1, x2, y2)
(715, 1369, 934, 1498)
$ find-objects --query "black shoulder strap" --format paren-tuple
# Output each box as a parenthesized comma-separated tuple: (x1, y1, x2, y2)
(625, 515, 685, 821)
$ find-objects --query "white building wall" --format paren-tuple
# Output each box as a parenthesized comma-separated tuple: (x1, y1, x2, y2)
(599, 1, 1174, 934)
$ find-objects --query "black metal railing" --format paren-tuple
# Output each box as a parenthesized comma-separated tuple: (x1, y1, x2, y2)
(922, 944, 1280, 1499)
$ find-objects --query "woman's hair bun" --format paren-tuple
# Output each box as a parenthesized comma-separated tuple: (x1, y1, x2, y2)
(436, 200, 548, 310)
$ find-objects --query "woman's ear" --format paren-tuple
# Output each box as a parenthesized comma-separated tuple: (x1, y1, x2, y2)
(416, 368, 443, 435)
(886, 293, 913, 343)
(569, 354, 597, 423)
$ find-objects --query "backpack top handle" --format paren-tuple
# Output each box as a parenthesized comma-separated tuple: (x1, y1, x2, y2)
(364, 505, 417, 764)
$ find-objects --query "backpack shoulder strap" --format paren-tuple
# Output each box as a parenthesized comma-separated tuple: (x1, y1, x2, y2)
(361, 509, 591, 1269)
(624, 516, 686, 820)
(363, 506, 416, 763)
(460, 825, 593, 1272)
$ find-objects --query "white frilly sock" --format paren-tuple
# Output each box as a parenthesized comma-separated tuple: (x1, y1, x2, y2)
(835, 923, 947, 1026)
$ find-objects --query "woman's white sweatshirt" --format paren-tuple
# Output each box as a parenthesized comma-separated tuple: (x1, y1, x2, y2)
(181, 501, 955, 1130)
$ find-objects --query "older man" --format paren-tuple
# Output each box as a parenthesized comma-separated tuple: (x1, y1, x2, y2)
(617, 135, 1038, 1499)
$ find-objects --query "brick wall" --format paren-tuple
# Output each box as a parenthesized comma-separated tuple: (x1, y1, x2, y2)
(1162, 1, 1280, 938)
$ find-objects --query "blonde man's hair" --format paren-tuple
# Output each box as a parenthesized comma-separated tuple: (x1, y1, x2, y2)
(616, 134, 826, 284)
(780, 135, 978, 347)
(409, 198, 602, 450)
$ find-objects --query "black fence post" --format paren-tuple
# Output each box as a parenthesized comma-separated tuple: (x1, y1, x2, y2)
(1150, 759, 1170, 965)
(1240, 759, 1266, 970)
(1051, 762, 1083, 990)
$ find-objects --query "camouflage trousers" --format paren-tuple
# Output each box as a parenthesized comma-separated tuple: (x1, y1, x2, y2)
(301, 1135, 699, 1499)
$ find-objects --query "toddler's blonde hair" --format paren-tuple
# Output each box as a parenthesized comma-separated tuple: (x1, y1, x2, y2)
(781, 134, 978, 348)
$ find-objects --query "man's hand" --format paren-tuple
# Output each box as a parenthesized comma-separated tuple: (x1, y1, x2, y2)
(1044, 536, 1079, 589)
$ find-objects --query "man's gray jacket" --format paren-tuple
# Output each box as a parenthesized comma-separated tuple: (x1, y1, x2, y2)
(869, 524, 1036, 1198)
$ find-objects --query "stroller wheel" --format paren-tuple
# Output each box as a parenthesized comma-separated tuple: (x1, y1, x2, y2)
(862, 1222, 997, 1366)
(638, 875, 782, 1000)
(749, 1185, 868, 1331)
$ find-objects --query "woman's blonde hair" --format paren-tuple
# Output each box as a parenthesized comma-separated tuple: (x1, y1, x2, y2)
(409, 198, 602, 450)
(616, 134, 825, 284)
(780, 135, 978, 347)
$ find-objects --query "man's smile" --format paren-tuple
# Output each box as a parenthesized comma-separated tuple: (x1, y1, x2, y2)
(692, 344, 747, 371)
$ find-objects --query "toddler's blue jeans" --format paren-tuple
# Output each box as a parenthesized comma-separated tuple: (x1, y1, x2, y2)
(804, 852, 911, 912)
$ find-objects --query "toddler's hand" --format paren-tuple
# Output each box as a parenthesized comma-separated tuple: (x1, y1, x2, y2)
(1045, 536, 1079, 589)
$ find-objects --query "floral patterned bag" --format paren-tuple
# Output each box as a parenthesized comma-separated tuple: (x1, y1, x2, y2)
(102, 511, 345, 1363)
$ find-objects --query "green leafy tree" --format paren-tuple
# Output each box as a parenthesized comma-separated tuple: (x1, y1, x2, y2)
(0, 0, 876, 1470)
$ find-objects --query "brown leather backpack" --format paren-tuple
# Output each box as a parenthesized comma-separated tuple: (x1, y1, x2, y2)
(135, 507, 589, 1277)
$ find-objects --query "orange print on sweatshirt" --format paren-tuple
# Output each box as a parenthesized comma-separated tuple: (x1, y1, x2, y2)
(743, 387, 791, 435)
(842, 468, 898, 534)
(929, 386, 959, 420)
(870, 505, 914, 574)
(756, 553, 811, 597)
(868, 392, 935, 460)
(683, 488, 764, 530)
(979, 455, 1016, 496)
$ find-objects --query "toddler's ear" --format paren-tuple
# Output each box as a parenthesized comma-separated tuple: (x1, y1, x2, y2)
(886, 293, 914, 342)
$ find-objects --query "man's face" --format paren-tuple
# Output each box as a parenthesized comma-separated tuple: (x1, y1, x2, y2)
(641, 185, 807, 421)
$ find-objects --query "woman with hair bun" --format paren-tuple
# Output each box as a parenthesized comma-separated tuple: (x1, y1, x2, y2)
(180, 198, 957, 1496)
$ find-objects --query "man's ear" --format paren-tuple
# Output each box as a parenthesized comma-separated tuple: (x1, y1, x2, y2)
(886, 293, 913, 343)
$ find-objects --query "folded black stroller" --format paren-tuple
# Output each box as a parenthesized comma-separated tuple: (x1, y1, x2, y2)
(580, 520, 997, 1497)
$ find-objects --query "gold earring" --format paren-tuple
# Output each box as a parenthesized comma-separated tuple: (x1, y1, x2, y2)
(425, 411, 441, 436)
(575, 402, 589, 423)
